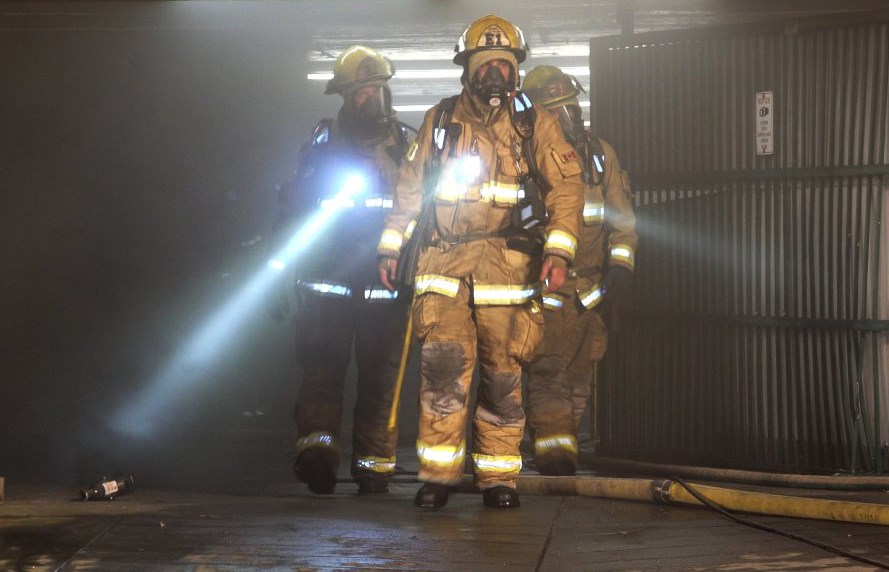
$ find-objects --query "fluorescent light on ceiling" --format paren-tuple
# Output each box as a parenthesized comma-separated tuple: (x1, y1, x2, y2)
(393, 69, 463, 79)
(393, 100, 590, 113)
(308, 43, 589, 62)
(308, 66, 588, 82)
(393, 104, 435, 112)
(310, 49, 456, 62)
(533, 44, 590, 58)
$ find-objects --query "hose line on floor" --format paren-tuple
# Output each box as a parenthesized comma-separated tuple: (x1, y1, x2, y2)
(390, 471, 889, 566)
(673, 478, 889, 570)
(514, 474, 889, 526)
(391, 466, 889, 565)
(589, 456, 889, 490)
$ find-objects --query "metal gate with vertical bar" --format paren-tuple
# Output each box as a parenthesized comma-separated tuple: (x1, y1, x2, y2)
(591, 11, 889, 474)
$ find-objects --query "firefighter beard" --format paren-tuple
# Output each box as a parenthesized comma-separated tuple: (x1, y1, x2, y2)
(409, 241, 543, 489)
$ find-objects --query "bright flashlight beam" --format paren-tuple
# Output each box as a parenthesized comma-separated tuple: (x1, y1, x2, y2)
(111, 175, 366, 438)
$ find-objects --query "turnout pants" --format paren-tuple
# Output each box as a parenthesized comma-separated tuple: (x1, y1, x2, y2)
(413, 279, 543, 490)
(526, 297, 607, 471)
(292, 287, 409, 481)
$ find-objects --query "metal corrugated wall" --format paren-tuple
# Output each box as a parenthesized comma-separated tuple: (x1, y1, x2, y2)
(592, 14, 889, 473)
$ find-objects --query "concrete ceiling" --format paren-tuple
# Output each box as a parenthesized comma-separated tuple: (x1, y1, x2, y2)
(4, 1, 886, 117)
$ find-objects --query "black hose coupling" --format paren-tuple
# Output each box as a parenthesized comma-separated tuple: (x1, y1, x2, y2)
(650, 479, 674, 504)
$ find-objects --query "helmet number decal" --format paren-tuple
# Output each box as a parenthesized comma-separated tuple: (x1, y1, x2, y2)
(480, 25, 511, 48)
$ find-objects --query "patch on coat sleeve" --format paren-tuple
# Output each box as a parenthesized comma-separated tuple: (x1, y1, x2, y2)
(551, 143, 582, 178)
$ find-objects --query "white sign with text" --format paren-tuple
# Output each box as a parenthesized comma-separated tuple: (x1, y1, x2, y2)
(756, 91, 774, 156)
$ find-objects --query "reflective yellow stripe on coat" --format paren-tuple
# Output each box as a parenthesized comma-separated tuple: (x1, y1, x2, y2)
(610, 243, 635, 270)
(545, 229, 578, 259)
(542, 292, 568, 311)
(583, 201, 605, 224)
(578, 283, 605, 310)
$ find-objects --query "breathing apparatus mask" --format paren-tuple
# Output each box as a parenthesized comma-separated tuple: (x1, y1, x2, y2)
(346, 83, 392, 136)
(470, 62, 514, 108)
(553, 103, 585, 145)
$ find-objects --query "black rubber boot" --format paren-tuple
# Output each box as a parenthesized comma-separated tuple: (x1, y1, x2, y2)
(294, 449, 337, 495)
(414, 483, 451, 508)
(537, 459, 577, 476)
(356, 476, 389, 494)
(482, 486, 521, 508)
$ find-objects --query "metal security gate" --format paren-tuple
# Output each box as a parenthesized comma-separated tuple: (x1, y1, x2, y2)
(592, 12, 889, 474)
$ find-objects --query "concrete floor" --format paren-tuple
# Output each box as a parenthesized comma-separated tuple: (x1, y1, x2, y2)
(3, 440, 889, 572)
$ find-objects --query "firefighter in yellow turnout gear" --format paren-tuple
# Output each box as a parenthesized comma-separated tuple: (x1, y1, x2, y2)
(523, 65, 638, 476)
(378, 16, 584, 509)
(270, 46, 414, 495)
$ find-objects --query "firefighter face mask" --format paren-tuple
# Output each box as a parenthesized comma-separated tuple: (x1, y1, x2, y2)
(470, 59, 514, 108)
(347, 83, 391, 134)
(547, 102, 584, 145)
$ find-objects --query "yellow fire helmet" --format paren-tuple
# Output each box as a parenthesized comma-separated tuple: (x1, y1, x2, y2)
(522, 65, 586, 109)
(325, 45, 395, 95)
(453, 14, 529, 66)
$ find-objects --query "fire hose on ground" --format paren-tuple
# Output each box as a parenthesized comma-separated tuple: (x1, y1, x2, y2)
(382, 298, 889, 567)
(510, 474, 889, 526)
(437, 473, 889, 568)
(368, 472, 889, 567)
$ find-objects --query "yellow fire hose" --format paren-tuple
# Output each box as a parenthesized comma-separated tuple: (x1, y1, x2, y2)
(444, 473, 889, 525)
(512, 474, 889, 526)
(382, 319, 889, 527)
(387, 311, 413, 432)
(379, 296, 889, 532)
(589, 455, 889, 490)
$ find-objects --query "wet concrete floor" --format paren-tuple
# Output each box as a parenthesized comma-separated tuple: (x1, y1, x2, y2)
(3, 445, 889, 571)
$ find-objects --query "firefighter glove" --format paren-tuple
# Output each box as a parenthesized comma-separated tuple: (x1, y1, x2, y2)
(603, 266, 633, 309)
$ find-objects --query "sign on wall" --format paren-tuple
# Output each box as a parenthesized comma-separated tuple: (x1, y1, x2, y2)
(756, 91, 774, 156)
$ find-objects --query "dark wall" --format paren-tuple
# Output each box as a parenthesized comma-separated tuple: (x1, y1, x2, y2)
(0, 3, 343, 485)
